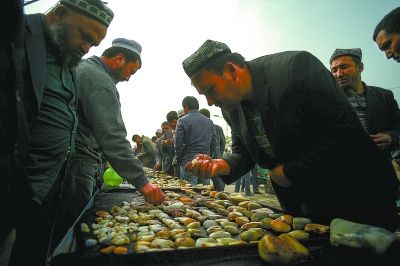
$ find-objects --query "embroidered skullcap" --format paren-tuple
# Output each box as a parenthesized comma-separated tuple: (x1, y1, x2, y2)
(112, 38, 142, 58)
(182, 39, 231, 78)
(330, 48, 362, 64)
(156, 129, 162, 134)
(60, 0, 114, 27)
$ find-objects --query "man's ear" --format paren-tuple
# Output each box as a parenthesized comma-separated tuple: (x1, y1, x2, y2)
(53, 5, 70, 20)
(225, 62, 238, 81)
(116, 53, 126, 66)
(358, 62, 364, 72)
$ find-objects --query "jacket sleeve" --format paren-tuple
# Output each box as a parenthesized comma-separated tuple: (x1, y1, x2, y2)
(155, 139, 162, 165)
(281, 51, 361, 185)
(218, 126, 226, 155)
(81, 85, 148, 189)
(210, 124, 218, 158)
(174, 119, 184, 163)
(385, 89, 400, 151)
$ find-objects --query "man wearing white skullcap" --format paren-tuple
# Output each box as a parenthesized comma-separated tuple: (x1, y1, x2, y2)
(58, 38, 165, 240)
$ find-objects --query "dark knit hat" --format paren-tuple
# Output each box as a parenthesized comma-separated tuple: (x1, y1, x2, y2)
(60, 0, 114, 27)
(330, 48, 362, 64)
(182, 39, 231, 78)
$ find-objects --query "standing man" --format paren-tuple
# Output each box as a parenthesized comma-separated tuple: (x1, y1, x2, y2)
(60, 38, 164, 241)
(10, 1, 113, 265)
(199, 108, 225, 191)
(183, 39, 398, 231)
(166, 110, 180, 177)
(155, 128, 163, 139)
(175, 96, 217, 186)
(330, 48, 400, 162)
(154, 121, 172, 173)
(373, 7, 400, 63)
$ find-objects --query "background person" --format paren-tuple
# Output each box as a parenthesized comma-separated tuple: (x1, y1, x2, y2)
(330, 48, 400, 163)
(175, 96, 216, 186)
(132, 134, 157, 168)
(199, 108, 226, 191)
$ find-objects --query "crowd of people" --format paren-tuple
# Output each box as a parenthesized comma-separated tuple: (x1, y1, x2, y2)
(0, 0, 399, 265)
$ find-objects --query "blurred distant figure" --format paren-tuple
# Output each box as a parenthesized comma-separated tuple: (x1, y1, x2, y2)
(133, 134, 156, 168)
(154, 121, 173, 173)
(155, 128, 163, 139)
(166, 111, 179, 177)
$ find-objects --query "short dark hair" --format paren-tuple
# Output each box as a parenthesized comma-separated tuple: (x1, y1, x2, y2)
(205, 52, 246, 75)
(161, 121, 169, 127)
(102, 46, 142, 67)
(132, 134, 140, 141)
(182, 96, 199, 110)
(166, 111, 178, 122)
(373, 7, 400, 41)
(199, 108, 210, 118)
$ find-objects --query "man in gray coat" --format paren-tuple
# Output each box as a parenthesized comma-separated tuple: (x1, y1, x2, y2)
(60, 38, 164, 237)
(183, 39, 398, 231)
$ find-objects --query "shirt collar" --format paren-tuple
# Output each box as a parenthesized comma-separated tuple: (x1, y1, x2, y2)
(88, 56, 117, 84)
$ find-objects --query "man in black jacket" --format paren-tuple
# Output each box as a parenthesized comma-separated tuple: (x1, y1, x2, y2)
(330, 48, 400, 162)
(183, 39, 399, 231)
(10, 1, 113, 265)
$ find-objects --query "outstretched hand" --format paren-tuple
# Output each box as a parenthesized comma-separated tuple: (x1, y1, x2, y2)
(139, 183, 165, 205)
(185, 154, 230, 179)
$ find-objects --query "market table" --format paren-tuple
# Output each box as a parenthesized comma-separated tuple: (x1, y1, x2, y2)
(49, 186, 400, 266)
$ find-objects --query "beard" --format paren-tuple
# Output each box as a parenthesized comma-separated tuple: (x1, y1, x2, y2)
(48, 22, 82, 68)
(110, 65, 126, 84)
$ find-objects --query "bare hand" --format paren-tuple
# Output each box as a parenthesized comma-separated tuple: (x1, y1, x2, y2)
(139, 183, 165, 205)
(185, 154, 230, 178)
(153, 163, 161, 171)
(370, 133, 391, 150)
(269, 164, 292, 187)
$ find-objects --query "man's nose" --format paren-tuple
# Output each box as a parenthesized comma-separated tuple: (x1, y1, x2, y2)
(385, 50, 393, 59)
(82, 43, 93, 54)
(206, 96, 215, 106)
(334, 69, 343, 78)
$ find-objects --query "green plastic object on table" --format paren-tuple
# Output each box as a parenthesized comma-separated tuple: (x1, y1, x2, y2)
(103, 165, 123, 187)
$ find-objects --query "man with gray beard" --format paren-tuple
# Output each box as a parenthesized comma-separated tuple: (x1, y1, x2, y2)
(9, 1, 113, 265)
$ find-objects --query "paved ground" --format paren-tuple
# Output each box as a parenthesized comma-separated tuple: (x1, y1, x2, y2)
(224, 182, 282, 211)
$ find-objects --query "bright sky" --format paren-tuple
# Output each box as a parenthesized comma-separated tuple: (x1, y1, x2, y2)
(25, 0, 400, 140)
